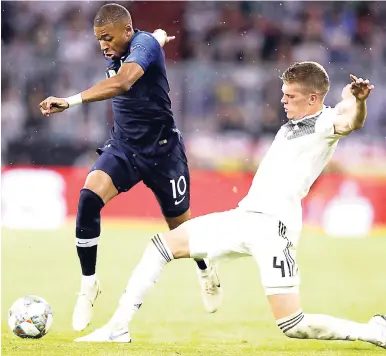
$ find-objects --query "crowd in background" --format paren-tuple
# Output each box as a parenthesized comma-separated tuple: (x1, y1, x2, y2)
(181, 2, 386, 64)
(2, 1, 386, 168)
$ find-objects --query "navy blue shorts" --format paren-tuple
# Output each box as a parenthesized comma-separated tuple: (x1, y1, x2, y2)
(90, 137, 190, 218)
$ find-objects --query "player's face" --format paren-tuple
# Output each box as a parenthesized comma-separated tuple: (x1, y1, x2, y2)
(94, 21, 133, 60)
(281, 82, 318, 120)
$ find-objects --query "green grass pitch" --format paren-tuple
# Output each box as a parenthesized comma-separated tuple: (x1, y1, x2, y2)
(2, 222, 386, 355)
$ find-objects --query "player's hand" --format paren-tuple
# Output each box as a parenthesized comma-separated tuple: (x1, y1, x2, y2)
(152, 29, 175, 48)
(39, 96, 69, 116)
(349, 74, 374, 101)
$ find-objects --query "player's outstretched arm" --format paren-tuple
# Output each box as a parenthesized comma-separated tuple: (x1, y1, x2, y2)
(333, 74, 374, 135)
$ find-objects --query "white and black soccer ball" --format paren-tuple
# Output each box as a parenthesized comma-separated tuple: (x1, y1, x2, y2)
(8, 295, 53, 339)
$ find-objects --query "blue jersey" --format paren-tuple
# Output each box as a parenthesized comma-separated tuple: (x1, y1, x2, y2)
(105, 29, 177, 155)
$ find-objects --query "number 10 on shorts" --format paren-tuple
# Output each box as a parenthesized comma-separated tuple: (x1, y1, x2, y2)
(170, 176, 187, 205)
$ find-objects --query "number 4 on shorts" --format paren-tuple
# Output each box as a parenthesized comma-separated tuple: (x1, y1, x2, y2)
(273, 256, 286, 277)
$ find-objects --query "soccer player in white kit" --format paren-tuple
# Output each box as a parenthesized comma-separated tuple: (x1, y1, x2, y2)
(76, 61, 386, 349)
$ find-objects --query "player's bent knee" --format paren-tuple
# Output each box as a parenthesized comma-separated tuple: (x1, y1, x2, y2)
(76, 189, 105, 245)
(162, 227, 190, 259)
(84, 170, 118, 204)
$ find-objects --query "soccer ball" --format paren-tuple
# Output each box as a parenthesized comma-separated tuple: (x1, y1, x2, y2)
(8, 295, 53, 339)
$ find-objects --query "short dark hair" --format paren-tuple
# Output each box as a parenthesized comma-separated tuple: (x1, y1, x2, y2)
(280, 61, 330, 96)
(94, 3, 132, 27)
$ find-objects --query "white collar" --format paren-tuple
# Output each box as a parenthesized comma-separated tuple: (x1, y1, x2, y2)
(289, 106, 325, 125)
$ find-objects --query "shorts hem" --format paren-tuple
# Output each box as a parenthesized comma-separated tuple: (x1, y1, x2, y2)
(265, 285, 299, 296)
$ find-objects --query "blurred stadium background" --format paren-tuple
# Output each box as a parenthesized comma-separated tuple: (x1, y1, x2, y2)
(2, 2, 386, 355)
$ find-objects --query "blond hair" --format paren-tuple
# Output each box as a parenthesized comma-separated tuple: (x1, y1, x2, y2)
(280, 61, 330, 96)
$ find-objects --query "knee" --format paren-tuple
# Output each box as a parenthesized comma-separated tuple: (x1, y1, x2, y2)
(76, 189, 105, 238)
(163, 228, 190, 259)
(84, 170, 118, 203)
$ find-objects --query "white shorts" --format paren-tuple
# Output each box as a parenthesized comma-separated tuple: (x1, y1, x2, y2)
(183, 209, 300, 295)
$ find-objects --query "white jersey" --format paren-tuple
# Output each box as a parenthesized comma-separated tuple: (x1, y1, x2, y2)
(238, 106, 344, 233)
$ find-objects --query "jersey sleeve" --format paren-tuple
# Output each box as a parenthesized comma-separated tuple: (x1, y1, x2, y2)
(315, 107, 346, 141)
(124, 32, 161, 72)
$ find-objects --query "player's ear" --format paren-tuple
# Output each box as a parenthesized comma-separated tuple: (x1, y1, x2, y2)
(125, 24, 133, 37)
(309, 93, 317, 106)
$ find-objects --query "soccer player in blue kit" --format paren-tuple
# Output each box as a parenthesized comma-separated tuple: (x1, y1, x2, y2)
(39, 3, 221, 331)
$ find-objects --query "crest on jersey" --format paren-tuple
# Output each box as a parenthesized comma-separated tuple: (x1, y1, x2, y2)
(131, 44, 146, 53)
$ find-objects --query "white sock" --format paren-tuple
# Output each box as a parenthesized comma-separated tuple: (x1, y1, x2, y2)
(81, 274, 97, 290)
(278, 310, 382, 344)
(108, 234, 174, 329)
